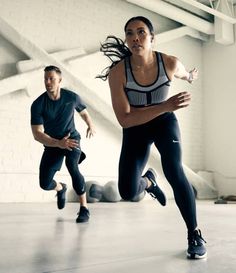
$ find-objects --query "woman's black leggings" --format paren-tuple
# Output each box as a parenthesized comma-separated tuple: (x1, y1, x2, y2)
(39, 144, 85, 196)
(118, 112, 197, 232)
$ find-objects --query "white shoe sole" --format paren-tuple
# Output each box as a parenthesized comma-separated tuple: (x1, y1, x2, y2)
(187, 251, 207, 259)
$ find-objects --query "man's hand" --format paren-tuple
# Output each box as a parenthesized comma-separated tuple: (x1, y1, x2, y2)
(58, 134, 79, 151)
(86, 126, 96, 138)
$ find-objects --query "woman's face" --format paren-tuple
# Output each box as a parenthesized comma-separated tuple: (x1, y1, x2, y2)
(125, 20, 153, 55)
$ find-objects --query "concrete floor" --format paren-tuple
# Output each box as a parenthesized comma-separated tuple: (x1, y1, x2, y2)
(0, 199, 236, 273)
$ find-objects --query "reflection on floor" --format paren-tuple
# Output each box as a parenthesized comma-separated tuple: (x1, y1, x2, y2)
(0, 199, 235, 273)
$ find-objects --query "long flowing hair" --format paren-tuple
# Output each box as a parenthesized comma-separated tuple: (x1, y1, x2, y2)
(96, 35, 131, 81)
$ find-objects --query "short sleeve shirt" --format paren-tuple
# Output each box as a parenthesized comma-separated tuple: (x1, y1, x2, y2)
(31, 88, 86, 139)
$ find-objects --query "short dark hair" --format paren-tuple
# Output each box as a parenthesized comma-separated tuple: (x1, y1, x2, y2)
(124, 16, 154, 35)
(44, 65, 62, 75)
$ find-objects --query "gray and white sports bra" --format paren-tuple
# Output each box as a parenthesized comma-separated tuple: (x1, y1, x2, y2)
(124, 52, 171, 107)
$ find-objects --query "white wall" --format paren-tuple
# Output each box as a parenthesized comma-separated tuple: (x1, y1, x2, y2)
(0, 0, 227, 202)
(0, 36, 27, 78)
(0, 0, 182, 202)
(157, 36, 203, 171)
(203, 32, 236, 195)
(0, 0, 178, 53)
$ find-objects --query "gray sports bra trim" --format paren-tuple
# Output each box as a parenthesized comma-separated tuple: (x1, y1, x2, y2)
(124, 52, 171, 107)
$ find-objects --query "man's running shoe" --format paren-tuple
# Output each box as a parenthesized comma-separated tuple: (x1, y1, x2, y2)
(56, 183, 67, 210)
(76, 206, 90, 223)
(143, 168, 166, 206)
(187, 229, 207, 259)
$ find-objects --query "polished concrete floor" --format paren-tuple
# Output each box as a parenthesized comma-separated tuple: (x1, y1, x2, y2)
(0, 199, 236, 273)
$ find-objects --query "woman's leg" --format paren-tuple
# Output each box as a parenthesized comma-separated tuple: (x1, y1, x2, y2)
(154, 113, 197, 232)
(118, 127, 151, 200)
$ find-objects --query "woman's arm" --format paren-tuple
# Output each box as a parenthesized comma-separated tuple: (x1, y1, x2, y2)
(162, 54, 198, 83)
(174, 58, 198, 84)
(108, 62, 191, 129)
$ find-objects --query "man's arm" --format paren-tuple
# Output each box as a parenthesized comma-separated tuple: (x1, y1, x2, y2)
(31, 124, 79, 150)
(79, 109, 95, 138)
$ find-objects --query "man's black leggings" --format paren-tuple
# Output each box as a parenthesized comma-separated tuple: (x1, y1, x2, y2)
(39, 144, 85, 195)
(118, 112, 197, 232)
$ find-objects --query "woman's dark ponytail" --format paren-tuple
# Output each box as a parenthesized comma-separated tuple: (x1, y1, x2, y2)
(96, 35, 132, 81)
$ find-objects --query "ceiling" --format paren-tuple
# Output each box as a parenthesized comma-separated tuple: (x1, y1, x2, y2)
(162, 0, 236, 22)
(198, 0, 236, 4)
(126, 0, 236, 44)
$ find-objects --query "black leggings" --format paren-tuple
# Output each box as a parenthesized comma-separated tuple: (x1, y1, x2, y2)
(118, 112, 197, 232)
(39, 144, 85, 196)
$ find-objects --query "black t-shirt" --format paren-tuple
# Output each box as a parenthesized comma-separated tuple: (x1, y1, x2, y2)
(31, 88, 86, 139)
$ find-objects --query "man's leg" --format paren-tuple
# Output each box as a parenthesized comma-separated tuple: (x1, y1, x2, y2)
(65, 147, 89, 223)
(39, 148, 66, 209)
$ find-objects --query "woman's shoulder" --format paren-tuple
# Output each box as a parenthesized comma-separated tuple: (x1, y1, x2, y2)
(160, 52, 178, 63)
(109, 59, 125, 77)
(108, 59, 126, 86)
(160, 52, 178, 71)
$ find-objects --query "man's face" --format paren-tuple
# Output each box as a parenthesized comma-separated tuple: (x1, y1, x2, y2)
(44, 70, 61, 93)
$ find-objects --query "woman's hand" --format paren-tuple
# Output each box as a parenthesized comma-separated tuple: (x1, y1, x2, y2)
(164, 92, 191, 112)
(188, 68, 198, 83)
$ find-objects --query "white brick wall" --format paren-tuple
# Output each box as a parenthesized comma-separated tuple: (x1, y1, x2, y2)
(0, 0, 178, 53)
(157, 36, 204, 170)
(0, 0, 209, 202)
(203, 36, 236, 195)
(0, 88, 123, 202)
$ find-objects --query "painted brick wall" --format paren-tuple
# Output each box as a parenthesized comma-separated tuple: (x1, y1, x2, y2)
(0, 0, 178, 53)
(157, 36, 203, 170)
(0, 0, 204, 202)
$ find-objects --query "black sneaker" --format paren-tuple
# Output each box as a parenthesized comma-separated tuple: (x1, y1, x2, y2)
(78, 151, 86, 164)
(143, 168, 166, 206)
(56, 183, 67, 210)
(76, 206, 90, 223)
(187, 229, 207, 259)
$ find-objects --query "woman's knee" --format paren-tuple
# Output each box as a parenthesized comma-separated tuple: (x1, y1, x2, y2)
(118, 184, 137, 200)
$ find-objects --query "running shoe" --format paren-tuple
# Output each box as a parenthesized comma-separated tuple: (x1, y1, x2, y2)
(143, 168, 166, 206)
(76, 206, 90, 223)
(56, 183, 67, 210)
(187, 229, 207, 259)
